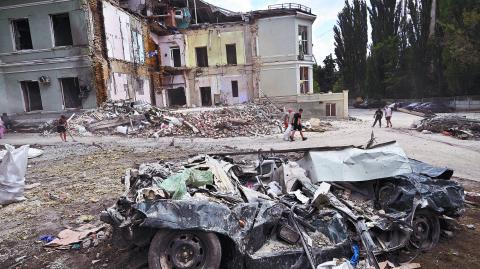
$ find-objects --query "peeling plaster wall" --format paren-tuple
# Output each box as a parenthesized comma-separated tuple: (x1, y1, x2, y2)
(187, 66, 251, 106)
(181, 24, 254, 107)
(185, 25, 247, 67)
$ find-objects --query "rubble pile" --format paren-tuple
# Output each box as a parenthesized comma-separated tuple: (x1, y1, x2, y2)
(416, 115, 480, 140)
(101, 142, 465, 269)
(51, 100, 284, 138)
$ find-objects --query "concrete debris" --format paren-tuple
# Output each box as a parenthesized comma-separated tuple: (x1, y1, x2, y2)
(101, 142, 464, 268)
(416, 115, 480, 140)
(42, 100, 284, 138)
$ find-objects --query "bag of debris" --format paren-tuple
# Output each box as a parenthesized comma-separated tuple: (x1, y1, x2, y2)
(0, 144, 29, 205)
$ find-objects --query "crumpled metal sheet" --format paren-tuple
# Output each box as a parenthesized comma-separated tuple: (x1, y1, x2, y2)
(135, 199, 285, 254)
(298, 142, 412, 182)
(382, 173, 464, 216)
(408, 159, 454, 179)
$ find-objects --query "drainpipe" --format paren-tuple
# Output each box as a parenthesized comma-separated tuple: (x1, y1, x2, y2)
(194, 0, 198, 24)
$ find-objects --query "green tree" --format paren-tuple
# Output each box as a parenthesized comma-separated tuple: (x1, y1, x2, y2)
(438, 0, 480, 95)
(367, 0, 403, 98)
(334, 0, 368, 97)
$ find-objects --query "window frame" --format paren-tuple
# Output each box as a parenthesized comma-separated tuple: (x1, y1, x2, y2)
(225, 43, 237, 65)
(50, 13, 73, 47)
(195, 46, 209, 67)
(299, 66, 310, 94)
(11, 18, 33, 51)
(298, 25, 308, 55)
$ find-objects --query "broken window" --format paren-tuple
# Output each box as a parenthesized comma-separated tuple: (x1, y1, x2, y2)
(231, 80, 239, 97)
(136, 79, 144, 95)
(326, 103, 336, 117)
(170, 47, 181, 67)
(20, 81, 42, 111)
(51, 13, 73, 46)
(167, 87, 187, 106)
(124, 84, 129, 98)
(299, 67, 309, 94)
(200, 87, 212, 106)
(132, 31, 145, 63)
(195, 47, 208, 67)
(298, 26, 308, 56)
(60, 77, 82, 109)
(12, 19, 33, 50)
(226, 44, 237, 65)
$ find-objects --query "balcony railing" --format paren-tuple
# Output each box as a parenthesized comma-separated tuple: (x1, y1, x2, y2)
(268, 3, 312, 14)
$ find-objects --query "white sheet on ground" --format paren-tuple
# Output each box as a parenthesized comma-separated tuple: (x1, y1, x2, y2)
(0, 144, 29, 205)
(298, 142, 412, 182)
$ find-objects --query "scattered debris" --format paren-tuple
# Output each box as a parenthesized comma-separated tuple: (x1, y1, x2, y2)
(76, 214, 95, 223)
(465, 191, 480, 204)
(39, 235, 56, 243)
(41, 100, 286, 139)
(416, 115, 480, 140)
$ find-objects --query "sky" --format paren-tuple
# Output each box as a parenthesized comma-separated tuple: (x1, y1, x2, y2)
(206, 0, 345, 65)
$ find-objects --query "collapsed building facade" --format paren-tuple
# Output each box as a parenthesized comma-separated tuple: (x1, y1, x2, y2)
(0, 0, 349, 119)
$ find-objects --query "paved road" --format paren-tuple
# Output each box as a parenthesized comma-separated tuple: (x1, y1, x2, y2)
(1, 109, 479, 181)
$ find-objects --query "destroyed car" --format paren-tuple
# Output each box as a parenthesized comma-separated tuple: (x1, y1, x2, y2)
(101, 142, 464, 269)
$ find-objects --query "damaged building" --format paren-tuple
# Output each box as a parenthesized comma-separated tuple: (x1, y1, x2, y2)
(0, 0, 348, 119)
(0, 0, 154, 116)
(0, 0, 96, 114)
(147, 1, 349, 117)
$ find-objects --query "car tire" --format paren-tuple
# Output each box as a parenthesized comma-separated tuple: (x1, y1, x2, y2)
(148, 230, 221, 269)
(408, 209, 440, 251)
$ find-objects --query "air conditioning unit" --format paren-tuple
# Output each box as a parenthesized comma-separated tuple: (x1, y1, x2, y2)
(38, 75, 50, 85)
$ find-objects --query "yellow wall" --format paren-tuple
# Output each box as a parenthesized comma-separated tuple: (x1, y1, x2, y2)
(185, 28, 246, 67)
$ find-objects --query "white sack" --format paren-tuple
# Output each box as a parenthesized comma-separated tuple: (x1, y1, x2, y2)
(0, 144, 29, 205)
(283, 124, 292, 141)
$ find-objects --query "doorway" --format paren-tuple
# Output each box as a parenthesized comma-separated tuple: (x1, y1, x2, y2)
(60, 77, 82, 109)
(200, 87, 212, 106)
(167, 87, 187, 106)
(20, 81, 43, 112)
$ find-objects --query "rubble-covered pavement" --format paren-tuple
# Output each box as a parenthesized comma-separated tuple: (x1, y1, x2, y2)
(37, 101, 326, 139)
(1, 109, 480, 269)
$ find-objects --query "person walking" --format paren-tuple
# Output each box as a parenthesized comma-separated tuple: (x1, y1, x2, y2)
(372, 108, 383, 128)
(384, 105, 393, 128)
(56, 115, 68, 142)
(283, 108, 294, 141)
(290, 108, 307, 141)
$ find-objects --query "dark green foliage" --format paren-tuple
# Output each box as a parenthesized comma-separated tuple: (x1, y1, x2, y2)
(334, 0, 368, 96)
(313, 54, 338, 93)
(333, 0, 480, 98)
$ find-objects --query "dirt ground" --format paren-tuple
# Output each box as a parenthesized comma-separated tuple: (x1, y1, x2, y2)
(0, 109, 479, 269)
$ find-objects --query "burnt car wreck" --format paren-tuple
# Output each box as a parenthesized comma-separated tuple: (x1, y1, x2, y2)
(101, 141, 464, 269)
